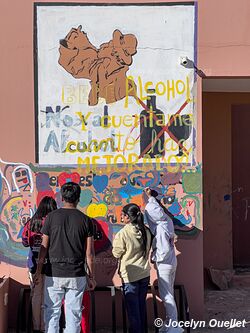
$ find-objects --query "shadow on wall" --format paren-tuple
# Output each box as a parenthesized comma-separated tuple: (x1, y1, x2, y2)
(93, 218, 118, 286)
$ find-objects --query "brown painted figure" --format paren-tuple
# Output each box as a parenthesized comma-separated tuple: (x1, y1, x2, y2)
(58, 25, 98, 79)
(58, 26, 138, 106)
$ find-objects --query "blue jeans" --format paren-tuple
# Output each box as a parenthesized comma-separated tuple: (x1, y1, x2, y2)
(122, 276, 150, 333)
(44, 276, 86, 333)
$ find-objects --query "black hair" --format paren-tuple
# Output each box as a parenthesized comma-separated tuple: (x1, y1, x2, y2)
(61, 182, 81, 204)
(122, 203, 148, 258)
(29, 196, 57, 233)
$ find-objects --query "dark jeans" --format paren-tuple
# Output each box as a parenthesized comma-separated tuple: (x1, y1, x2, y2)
(122, 276, 150, 333)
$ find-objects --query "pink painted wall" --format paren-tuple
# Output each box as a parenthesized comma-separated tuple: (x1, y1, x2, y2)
(198, 0, 250, 76)
(2, 0, 249, 326)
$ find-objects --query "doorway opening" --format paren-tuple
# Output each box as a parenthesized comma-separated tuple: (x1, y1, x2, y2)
(202, 78, 250, 286)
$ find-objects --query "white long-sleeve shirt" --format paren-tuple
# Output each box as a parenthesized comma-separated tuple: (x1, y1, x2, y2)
(145, 197, 177, 267)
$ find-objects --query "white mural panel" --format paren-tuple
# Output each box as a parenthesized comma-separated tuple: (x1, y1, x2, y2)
(35, 4, 196, 166)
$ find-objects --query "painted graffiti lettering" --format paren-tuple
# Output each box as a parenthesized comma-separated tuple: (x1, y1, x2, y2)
(77, 152, 192, 172)
(43, 129, 69, 153)
(125, 75, 191, 108)
(62, 85, 89, 104)
(43, 105, 88, 129)
(62, 84, 117, 106)
(66, 138, 117, 153)
(44, 105, 81, 128)
(49, 175, 93, 187)
(148, 131, 192, 155)
(100, 114, 138, 128)
(75, 111, 92, 131)
(139, 111, 165, 128)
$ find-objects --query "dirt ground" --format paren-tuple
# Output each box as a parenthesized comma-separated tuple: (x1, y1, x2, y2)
(197, 286, 250, 333)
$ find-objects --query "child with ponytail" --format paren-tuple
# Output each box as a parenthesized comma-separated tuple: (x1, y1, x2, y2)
(112, 203, 152, 333)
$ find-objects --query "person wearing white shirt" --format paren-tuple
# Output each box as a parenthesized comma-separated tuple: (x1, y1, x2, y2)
(144, 188, 183, 333)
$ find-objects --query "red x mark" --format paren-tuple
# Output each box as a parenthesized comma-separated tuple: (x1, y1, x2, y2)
(133, 96, 190, 159)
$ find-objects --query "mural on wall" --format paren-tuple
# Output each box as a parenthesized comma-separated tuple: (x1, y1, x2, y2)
(0, 158, 35, 265)
(0, 158, 201, 268)
(35, 4, 196, 166)
(59, 26, 138, 106)
(0, 4, 199, 273)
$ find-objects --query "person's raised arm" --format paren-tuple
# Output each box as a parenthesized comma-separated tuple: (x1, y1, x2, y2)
(144, 187, 166, 221)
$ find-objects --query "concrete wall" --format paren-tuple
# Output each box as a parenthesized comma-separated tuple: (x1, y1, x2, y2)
(198, 0, 250, 76)
(0, 0, 203, 327)
(203, 92, 250, 270)
(1, 0, 250, 328)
